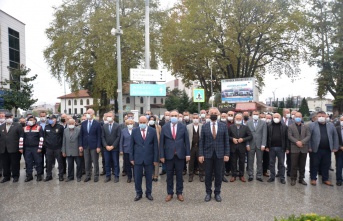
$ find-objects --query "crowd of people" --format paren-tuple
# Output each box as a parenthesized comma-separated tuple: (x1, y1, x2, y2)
(0, 107, 342, 203)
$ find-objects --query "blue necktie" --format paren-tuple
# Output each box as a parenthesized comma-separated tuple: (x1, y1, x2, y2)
(109, 124, 112, 133)
(87, 121, 92, 133)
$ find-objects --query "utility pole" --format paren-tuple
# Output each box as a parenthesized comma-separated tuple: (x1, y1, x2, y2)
(116, 0, 123, 124)
(145, 0, 150, 113)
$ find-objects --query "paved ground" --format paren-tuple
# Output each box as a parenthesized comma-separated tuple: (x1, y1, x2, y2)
(0, 156, 342, 221)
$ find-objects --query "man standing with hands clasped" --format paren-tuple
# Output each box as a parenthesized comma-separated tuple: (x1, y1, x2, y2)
(199, 107, 230, 202)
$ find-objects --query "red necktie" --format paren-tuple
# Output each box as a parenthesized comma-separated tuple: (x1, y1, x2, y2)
(142, 129, 146, 140)
(172, 125, 176, 139)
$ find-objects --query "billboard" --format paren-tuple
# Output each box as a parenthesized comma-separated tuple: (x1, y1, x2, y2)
(193, 89, 205, 102)
(130, 84, 166, 96)
(221, 78, 258, 103)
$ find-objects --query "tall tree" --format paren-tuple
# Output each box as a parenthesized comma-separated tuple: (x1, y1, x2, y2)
(285, 96, 295, 108)
(0, 65, 38, 117)
(160, 0, 304, 100)
(299, 98, 310, 116)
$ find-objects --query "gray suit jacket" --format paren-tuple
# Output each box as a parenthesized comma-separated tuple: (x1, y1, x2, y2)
(288, 123, 311, 153)
(186, 123, 202, 149)
(309, 121, 339, 153)
(246, 120, 267, 149)
(62, 127, 80, 156)
(102, 122, 121, 151)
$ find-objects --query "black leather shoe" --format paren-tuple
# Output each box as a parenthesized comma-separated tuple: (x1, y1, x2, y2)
(267, 178, 275, 183)
(188, 176, 194, 182)
(248, 177, 253, 182)
(199, 176, 204, 182)
(291, 180, 296, 186)
(77, 178, 81, 182)
(204, 194, 211, 202)
(13, 178, 19, 183)
(104, 177, 111, 183)
(146, 195, 153, 201)
(36, 175, 42, 182)
(336, 182, 342, 186)
(0, 178, 10, 183)
(122, 171, 127, 176)
(65, 178, 74, 182)
(114, 177, 119, 183)
(256, 178, 263, 182)
(222, 177, 228, 182)
(134, 195, 142, 201)
(299, 179, 307, 185)
(127, 178, 132, 183)
(84, 177, 91, 182)
(275, 174, 280, 178)
(280, 179, 286, 184)
(44, 176, 52, 182)
(100, 171, 105, 176)
(94, 177, 99, 182)
(159, 170, 166, 175)
(215, 194, 222, 202)
(25, 176, 33, 182)
(59, 176, 64, 181)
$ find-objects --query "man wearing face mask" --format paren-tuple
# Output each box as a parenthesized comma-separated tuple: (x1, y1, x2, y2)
(263, 114, 272, 177)
(199, 107, 230, 202)
(148, 115, 162, 181)
(23, 116, 44, 182)
(19, 117, 26, 128)
(309, 111, 339, 186)
(120, 119, 135, 183)
(242, 112, 250, 125)
(224, 111, 235, 176)
(0, 113, 24, 183)
(183, 111, 192, 125)
(266, 113, 289, 184)
(59, 114, 68, 175)
(79, 109, 102, 182)
(43, 115, 64, 181)
(335, 116, 343, 186)
(159, 111, 170, 127)
(101, 112, 121, 183)
(200, 110, 207, 124)
(130, 116, 158, 201)
(160, 110, 190, 202)
(288, 112, 311, 186)
(282, 109, 294, 177)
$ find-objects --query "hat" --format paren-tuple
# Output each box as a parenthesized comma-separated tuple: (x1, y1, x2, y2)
(50, 115, 57, 119)
(5, 113, 13, 118)
(27, 115, 36, 120)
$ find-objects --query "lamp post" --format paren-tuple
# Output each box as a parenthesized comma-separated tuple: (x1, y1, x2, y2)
(145, 0, 150, 112)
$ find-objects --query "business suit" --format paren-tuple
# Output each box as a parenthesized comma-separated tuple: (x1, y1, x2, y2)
(187, 123, 203, 179)
(62, 127, 82, 180)
(102, 122, 121, 179)
(120, 128, 133, 179)
(149, 124, 161, 179)
(309, 121, 339, 182)
(129, 127, 158, 197)
(119, 122, 138, 175)
(288, 123, 311, 181)
(79, 119, 102, 180)
(199, 121, 230, 195)
(282, 117, 295, 176)
(335, 125, 343, 184)
(246, 119, 267, 179)
(160, 122, 190, 196)
(228, 124, 252, 178)
(0, 122, 24, 181)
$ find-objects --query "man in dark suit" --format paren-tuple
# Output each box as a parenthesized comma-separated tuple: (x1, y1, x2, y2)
(282, 108, 295, 177)
(160, 110, 190, 202)
(229, 113, 252, 182)
(335, 116, 343, 186)
(79, 108, 102, 182)
(0, 113, 24, 183)
(199, 107, 230, 202)
(130, 116, 158, 201)
(0, 111, 5, 178)
(102, 112, 121, 183)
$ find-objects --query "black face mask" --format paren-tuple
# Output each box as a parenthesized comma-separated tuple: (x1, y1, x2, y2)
(20, 123, 26, 127)
(244, 116, 249, 121)
(210, 115, 218, 121)
(61, 119, 66, 123)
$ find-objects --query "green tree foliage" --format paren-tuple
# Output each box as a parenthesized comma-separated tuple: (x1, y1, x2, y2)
(285, 96, 294, 108)
(0, 66, 38, 117)
(160, 0, 304, 100)
(44, 0, 162, 115)
(299, 97, 310, 116)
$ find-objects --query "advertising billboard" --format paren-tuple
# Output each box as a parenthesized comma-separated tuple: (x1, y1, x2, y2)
(221, 78, 258, 103)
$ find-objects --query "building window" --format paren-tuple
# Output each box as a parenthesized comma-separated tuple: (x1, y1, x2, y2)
(68, 100, 71, 106)
(74, 108, 77, 114)
(154, 98, 157, 104)
(140, 97, 144, 103)
(74, 99, 77, 105)
(80, 99, 83, 105)
(68, 108, 71, 114)
(161, 98, 164, 104)
(80, 108, 84, 114)
(86, 99, 90, 105)
(8, 28, 20, 69)
(140, 107, 143, 114)
(126, 97, 130, 104)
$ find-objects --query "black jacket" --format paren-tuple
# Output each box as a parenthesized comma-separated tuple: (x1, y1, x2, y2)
(24, 124, 44, 148)
(44, 124, 64, 150)
(0, 123, 24, 154)
(267, 122, 289, 151)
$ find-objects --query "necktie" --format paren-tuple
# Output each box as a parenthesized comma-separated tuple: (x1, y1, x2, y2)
(142, 129, 146, 140)
(212, 123, 216, 139)
(109, 124, 112, 133)
(254, 121, 257, 128)
(87, 121, 91, 133)
(172, 125, 176, 139)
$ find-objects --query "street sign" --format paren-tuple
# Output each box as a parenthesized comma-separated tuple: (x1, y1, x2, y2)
(193, 89, 205, 102)
(130, 69, 167, 82)
(130, 84, 166, 96)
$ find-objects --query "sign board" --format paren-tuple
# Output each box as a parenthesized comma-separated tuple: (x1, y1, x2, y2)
(130, 84, 166, 96)
(193, 89, 205, 102)
(221, 78, 258, 103)
(130, 69, 167, 82)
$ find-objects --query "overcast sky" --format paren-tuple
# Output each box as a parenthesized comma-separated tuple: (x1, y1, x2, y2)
(0, 0, 331, 106)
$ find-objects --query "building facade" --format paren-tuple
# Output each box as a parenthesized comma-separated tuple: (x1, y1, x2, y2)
(307, 98, 333, 113)
(57, 90, 93, 115)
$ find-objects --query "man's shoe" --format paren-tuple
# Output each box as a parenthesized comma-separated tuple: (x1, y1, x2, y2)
(77, 178, 81, 182)
(36, 175, 42, 182)
(100, 171, 105, 176)
(44, 176, 52, 182)
(329, 167, 334, 171)
(214, 194, 222, 202)
(240, 177, 246, 182)
(122, 171, 127, 176)
(276, 174, 280, 178)
(0, 178, 10, 183)
(263, 172, 270, 177)
(104, 177, 111, 183)
(267, 178, 275, 183)
(248, 177, 253, 182)
(230, 177, 236, 182)
(222, 177, 228, 183)
(134, 195, 142, 201)
(291, 180, 296, 186)
(336, 181, 342, 186)
(114, 177, 119, 183)
(188, 175, 194, 182)
(165, 195, 173, 202)
(204, 194, 211, 202)
(256, 178, 263, 182)
(299, 179, 307, 185)
(177, 194, 184, 202)
(13, 178, 19, 183)
(199, 176, 204, 182)
(323, 181, 333, 186)
(0, 173, 2, 178)
(65, 178, 74, 182)
(225, 171, 231, 176)
(84, 177, 91, 182)
(310, 180, 317, 186)
(94, 177, 99, 182)
(25, 176, 33, 182)
(280, 179, 286, 184)
(59, 176, 64, 181)
(194, 170, 199, 175)
(146, 195, 154, 201)
(160, 170, 166, 175)
(127, 178, 132, 183)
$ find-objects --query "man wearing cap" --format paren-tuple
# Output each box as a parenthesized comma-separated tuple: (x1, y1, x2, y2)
(0, 113, 24, 183)
(43, 115, 65, 181)
(23, 116, 44, 182)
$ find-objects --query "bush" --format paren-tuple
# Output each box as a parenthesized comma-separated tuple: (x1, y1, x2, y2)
(275, 214, 343, 221)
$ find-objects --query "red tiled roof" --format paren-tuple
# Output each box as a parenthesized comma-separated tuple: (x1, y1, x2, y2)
(57, 90, 91, 99)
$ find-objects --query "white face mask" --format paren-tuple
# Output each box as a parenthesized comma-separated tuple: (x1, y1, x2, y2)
(193, 119, 199, 124)
(107, 117, 113, 122)
(261, 118, 266, 121)
(40, 117, 46, 122)
(149, 120, 155, 125)
(252, 115, 259, 120)
(127, 124, 133, 129)
(266, 119, 271, 123)
(273, 118, 280, 124)
(318, 117, 325, 123)
(27, 121, 34, 126)
(235, 120, 242, 125)
(227, 116, 233, 121)
(165, 116, 170, 121)
(201, 114, 206, 118)
(68, 125, 75, 129)
(86, 114, 91, 119)
(291, 114, 295, 119)
(6, 118, 13, 124)
(205, 118, 211, 123)
(104, 120, 108, 124)
(286, 114, 290, 118)
(326, 117, 330, 122)
(184, 116, 189, 121)
(178, 117, 183, 122)
(221, 118, 227, 122)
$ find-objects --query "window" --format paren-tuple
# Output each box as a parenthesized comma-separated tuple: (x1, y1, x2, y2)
(161, 98, 164, 104)
(154, 98, 157, 104)
(80, 99, 83, 105)
(8, 28, 20, 69)
(74, 99, 77, 105)
(140, 107, 143, 114)
(74, 108, 77, 114)
(86, 99, 90, 105)
(126, 97, 130, 104)
(80, 108, 84, 114)
(140, 97, 144, 103)
(68, 108, 71, 114)
(68, 100, 71, 106)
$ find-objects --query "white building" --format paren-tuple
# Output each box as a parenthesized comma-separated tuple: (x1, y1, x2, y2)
(57, 90, 93, 115)
(307, 98, 333, 113)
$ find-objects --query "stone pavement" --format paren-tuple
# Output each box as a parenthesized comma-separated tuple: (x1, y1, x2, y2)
(0, 156, 342, 221)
